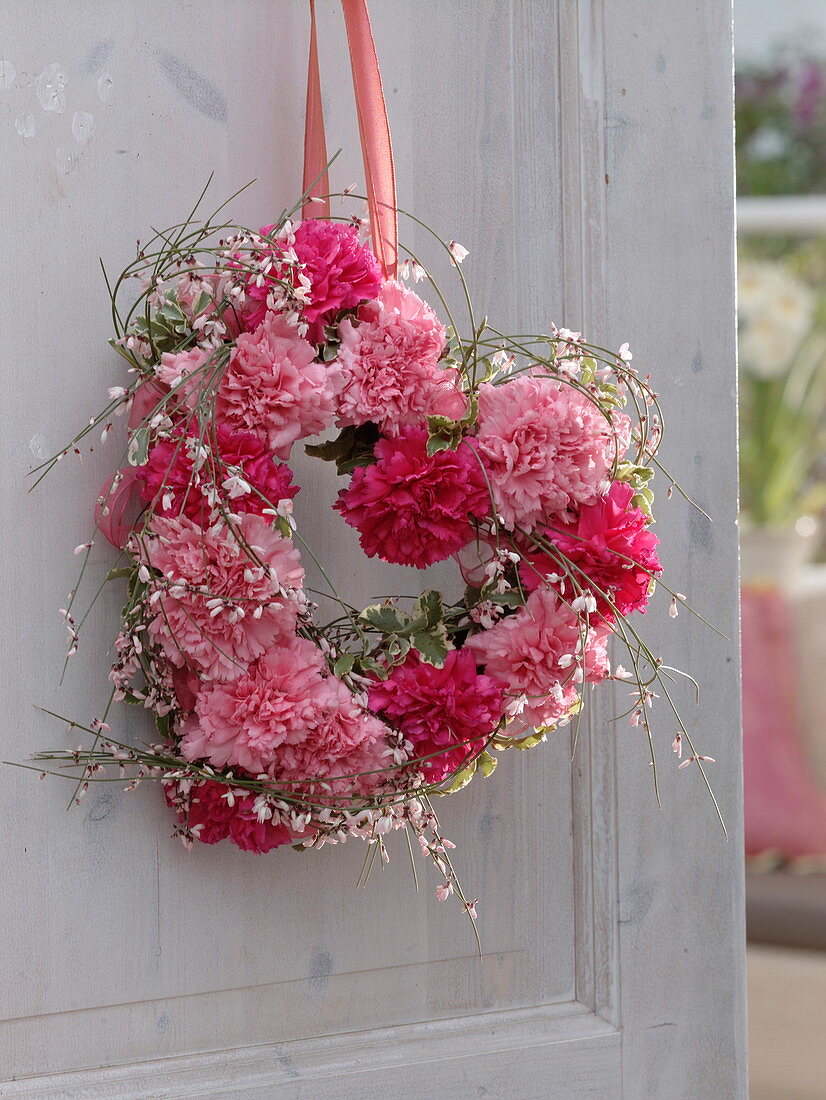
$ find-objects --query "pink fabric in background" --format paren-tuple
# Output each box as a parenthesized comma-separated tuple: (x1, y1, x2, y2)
(742, 585, 826, 857)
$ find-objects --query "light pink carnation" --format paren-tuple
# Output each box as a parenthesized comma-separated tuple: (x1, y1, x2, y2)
(273, 677, 394, 796)
(155, 348, 213, 411)
(180, 638, 328, 773)
(181, 638, 392, 793)
(216, 313, 338, 459)
(465, 586, 610, 734)
(336, 280, 466, 433)
(142, 513, 303, 682)
(473, 375, 629, 530)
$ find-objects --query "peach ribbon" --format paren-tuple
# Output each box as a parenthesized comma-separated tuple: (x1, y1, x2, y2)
(301, 0, 398, 279)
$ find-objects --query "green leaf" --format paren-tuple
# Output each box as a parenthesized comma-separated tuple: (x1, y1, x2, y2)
(441, 760, 478, 794)
(191, 289, 212, 317)
(411, 589, 443, 630)
(580, 357, 597, 384)
(127, 426, 151, 467)
(158, 299, 186, 326)
(106, 566, 134, 582)
(425, 431, 458, 456)
(305, 423, 380, 475)
(333, 653, 355, 677)
(155, 711, 173, 739)
(426, 391, 478, 456)
(387, 636, 412, 660)
(488, 590, 525, 608)
(359, 603, 410, 634)
(512, 731, 546, 751)
(356, 654, 389, 680)
(410, 629, 449, 666)
(478, 750, 498, 777)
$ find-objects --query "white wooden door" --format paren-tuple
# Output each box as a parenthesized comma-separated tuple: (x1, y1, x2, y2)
(0, 2, 746, 1096)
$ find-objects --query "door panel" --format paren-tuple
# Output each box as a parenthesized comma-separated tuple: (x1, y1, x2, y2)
(0, 2, 745, 1096)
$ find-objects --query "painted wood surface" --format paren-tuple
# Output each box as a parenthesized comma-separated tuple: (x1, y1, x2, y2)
(0, 1, 744, 1096)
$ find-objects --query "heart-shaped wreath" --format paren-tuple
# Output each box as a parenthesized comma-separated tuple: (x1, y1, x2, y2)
(30, 184, 718, 924)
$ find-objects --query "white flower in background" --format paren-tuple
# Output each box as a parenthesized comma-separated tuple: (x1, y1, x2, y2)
(738, 260, 815, 378)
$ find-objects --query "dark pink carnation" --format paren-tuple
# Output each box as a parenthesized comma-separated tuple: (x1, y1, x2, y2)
(164, 779, 296, 852)
(244, 220, 382, 343)
(164, 779, 236, 845)
(227, 802, 295, 853)
(368, 649, 506, 783)
(138, 423, 298, 523)
(334, 425, 489, 568)
(520, 481, 661, 620)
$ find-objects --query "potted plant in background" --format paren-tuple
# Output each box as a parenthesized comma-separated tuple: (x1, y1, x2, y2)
(738, 249, 826, 584)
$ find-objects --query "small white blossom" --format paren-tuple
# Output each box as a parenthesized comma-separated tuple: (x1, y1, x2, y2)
(448, 241, 468, 265)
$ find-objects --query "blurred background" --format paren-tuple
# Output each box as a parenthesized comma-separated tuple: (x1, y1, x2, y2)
(736, 3, 826, 1098)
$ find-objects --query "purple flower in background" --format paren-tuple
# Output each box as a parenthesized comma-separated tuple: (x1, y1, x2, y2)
(794, 61, 825, 128)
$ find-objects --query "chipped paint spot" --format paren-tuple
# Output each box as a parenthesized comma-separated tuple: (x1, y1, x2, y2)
(72, 110, 94, 147)
(0, 60, 16, 90)
(308, 949, 333, 995)
(152, 48, 226, 123)
(29, 433, 48, 460)
(55, 145, 80, 176)
(277, 1055, 300, 1079)
(97, 73, 113, 104)
(15, 114, 35, 139)
(84, 38, 114, 77)
(35, 63, 67, 114)
(84, 788, 116, 823)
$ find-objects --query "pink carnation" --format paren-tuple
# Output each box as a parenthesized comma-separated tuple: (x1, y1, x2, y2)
(290, 220, 382, 342)
(181, 637, 392, 795)
(465, 586, 609, 735)
(520, 481, 661, 620)
(368, 649, 506, 782)
(336, 280, 466, 433)
(142, 513, 303, 682)
(155, 348, 213, 411)
(138, 424, 298, 524)
(334, 425, 489, 568)
(164, 779, 237, 846)
(273, 678, 394, 797)
(243, 221, 382, 342)
(180, 638, 329, 773)
(226, 803, 296, 853)
(171, 270, 241, 337)
(164, 779, 296, 852)
(473, 375, 629, 530)
(216, 313, 338, 459)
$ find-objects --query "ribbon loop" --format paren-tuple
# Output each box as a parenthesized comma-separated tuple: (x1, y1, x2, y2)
(302, 0, 397, 279)
(301, 0, 331, 221)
